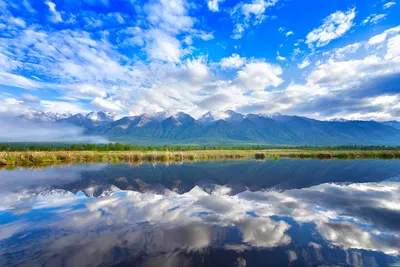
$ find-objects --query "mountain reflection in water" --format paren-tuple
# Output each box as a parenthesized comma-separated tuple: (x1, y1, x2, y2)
(0, 159, 400, 267)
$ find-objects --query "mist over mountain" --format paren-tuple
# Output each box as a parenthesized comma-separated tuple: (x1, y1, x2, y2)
(15, 110, 400, 145)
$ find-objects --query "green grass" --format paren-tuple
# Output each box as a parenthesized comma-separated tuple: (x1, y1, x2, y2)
(0, 149, 400, 168)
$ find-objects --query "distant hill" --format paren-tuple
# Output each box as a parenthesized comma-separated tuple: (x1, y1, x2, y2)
(16, 110, 400, 145)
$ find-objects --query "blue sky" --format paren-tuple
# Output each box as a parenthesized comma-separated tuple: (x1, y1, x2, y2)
(0, 0, 399, 120)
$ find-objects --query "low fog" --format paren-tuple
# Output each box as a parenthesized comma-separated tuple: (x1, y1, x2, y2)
(0, 118, 108, 143)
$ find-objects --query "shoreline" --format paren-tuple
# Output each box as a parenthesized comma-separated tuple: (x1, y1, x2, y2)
(1, 149, 400, 168)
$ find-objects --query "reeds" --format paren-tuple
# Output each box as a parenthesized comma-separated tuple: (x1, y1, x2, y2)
(0, 149, 399, 167)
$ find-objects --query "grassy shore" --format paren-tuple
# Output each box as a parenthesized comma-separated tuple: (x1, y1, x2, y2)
(1, 149, 400, 167)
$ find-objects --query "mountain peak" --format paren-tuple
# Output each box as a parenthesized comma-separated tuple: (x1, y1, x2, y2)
(150, 110, 175, 122)
(329, 118, 348, 122)
(86, 111, 116, 122)
(259, 112, 283, 119)
(174, 112, 195, 124)
(199, 110, 245, 125)
(17, 111, 73, 122)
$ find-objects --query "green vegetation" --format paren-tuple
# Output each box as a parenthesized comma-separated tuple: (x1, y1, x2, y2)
(0, 148, 400, 168)
(1, 143, 400, 152)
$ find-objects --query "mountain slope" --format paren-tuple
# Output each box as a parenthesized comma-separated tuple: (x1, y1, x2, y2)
(15, 110, 400, 145)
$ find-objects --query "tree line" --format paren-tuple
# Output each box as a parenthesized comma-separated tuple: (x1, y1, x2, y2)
(0, 143, 399, 152)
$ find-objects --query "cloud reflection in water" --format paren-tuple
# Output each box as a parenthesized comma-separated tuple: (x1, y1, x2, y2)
(0, 180, 400, 266)
(1, 160, 400, 266)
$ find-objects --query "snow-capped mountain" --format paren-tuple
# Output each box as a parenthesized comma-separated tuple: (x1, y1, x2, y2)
(17, 111, 117, 124)
(17, 111, 72, 122)
(86, 111, 117, 122)
(329, 118, 349, 122)
(149, 110, 175, 122)
(173, 112, 196, 124)
(198, 110, 245, 125)
(12, 110, 400, 145)
(258, 112, 284, 119)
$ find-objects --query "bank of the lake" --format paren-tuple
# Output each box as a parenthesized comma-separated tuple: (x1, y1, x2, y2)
(1, 149, 400, 167)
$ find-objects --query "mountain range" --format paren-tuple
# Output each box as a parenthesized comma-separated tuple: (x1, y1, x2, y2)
(15, 110, 400, 145)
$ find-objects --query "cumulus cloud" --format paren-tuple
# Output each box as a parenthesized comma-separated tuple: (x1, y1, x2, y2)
(185, 57, 209, 83)
(220, 54, 246, 69)
(237, 61, 283, 91)
(385, 35, 400, 60)
(0, 0, 400, 121)
(306, 8, 356, 48)
(368, 33, 388, 46)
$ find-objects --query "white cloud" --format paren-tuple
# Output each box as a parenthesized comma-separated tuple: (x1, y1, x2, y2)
(145, 0, 194, 35)
(276, 51, 286, 61)
(0, 72, 38, 89)
(231, 23, 245, 40)
(185, 57, 208, 83)
(333, 42, 361, 59)
(385, 35, 400, 60)
(83, 12, 125, 29)
(383, 1, 396, 9)
(362, 14, 387, 25)
(196, 94, 233, 111)
(368, 33, 387, 45)
(22, 0, 36, 13)
(41, 100, 87, 114)
(231, 0, 279, 39)
(298, 58, 310, 69)
(0, 2, 399, 121)
(207, 0, 224, 12)
(45, 0, 63, 23)
(237, 61, 283, 91)
(220, 54, 246, 69)
(307, 51, 400, 88)
(241, 0, 276, 18)
(145, 29, 183, 62)
(189, 30, 214, 41)
(367, 26, 400, 46)
(306, 8, 356, 48)
(0, 118, 106, 142)
(91, 97, 123, 112)
(20, 93, 40, 103)
(286, 31, 293, 37)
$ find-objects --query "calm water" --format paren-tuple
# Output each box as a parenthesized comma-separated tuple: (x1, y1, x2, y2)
(1, 159, 400, 267)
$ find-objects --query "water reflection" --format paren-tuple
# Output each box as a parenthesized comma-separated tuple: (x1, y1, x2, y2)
(1, 159, 400, 195)
(1, 159, 400, 266)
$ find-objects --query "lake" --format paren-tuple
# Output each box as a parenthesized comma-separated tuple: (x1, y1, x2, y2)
(1, 159, 400, 267)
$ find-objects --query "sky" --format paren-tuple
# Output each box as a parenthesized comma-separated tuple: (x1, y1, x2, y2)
(0, 0, 399, 121)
